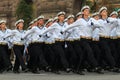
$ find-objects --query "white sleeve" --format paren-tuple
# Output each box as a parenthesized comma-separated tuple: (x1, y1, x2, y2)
(89, 18, 102, 28)
(22, 27, 35, 39)
(3, 30, 14, 39)
(63, 19, 83, 32)
(40, 27, 57, 35)
(107, 17, 118, 23)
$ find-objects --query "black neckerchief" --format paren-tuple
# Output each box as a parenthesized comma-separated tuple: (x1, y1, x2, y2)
(1, 28, 6, 33)
(101, 17, 109, 23)
(82, 17, 90, 22)
(17, 29, 24, 33)
(57, 22, 65, 27)
(37, 26, 44, 30)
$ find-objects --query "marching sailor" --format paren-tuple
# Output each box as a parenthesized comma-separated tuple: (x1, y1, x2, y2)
(11, 19, 28, 73)
(98, 7, 120, 72)
(22, 15, 49, 74)
(0, 19, 12, 73)
(47, 11, 72, 73)
(64, 14, 84, 75)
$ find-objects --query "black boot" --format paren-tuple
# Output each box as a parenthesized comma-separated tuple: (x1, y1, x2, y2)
(13, 70, 20, 74)
(53, 70, 61, 74)
(7, 65, 13, 72)
(74, 70, 85, 75)
(112, 68, 120, 73)
(66, 68, 72, 73)
(94, 67, 104, 74)
(32, 70, 40, 74)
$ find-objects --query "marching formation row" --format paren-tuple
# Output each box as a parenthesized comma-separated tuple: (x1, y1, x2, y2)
(1, 5, 120, 75)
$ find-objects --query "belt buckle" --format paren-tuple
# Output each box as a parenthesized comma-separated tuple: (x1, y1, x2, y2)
(0, 42, 7, 45)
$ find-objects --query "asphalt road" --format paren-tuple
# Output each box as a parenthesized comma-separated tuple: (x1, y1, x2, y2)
(0, 71, 120, 80)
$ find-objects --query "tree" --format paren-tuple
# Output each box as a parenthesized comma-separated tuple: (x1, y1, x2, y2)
(16, 0, 33, 29)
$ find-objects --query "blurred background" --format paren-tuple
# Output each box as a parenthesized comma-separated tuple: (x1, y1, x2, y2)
(0, 0, 120, 29)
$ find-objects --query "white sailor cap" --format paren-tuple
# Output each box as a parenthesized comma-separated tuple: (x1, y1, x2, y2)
(15, 19, 24, 26)
(33, 18, 38, 23)
(117, 9, 120, 13)
(81, 5, 90, 12)
(53, 16, 58, 21)
(110, 11, 118, 17)
(76, 12, 83, 17)
(29, 20, 34, 25)
(92, 12, 99, 17)
(45, 18, 53, 26)
(0, 19, 6, 24)
(67, 15, 75, 19)
(64, 18, 68, 22)
(37, 15, 44, 20)
(99, 7, 107, 14)
(57, 11, 66, 16)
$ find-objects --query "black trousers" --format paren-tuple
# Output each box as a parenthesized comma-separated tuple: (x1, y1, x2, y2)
(99, 38, 116, 68)
(29, 43, 48, 71)
(52, 41, 69, 70)
(0, 53, 4, 71)
(90, 41, 102, 67)
(71, 40, 84, 70)
(43, 43, 55, 68)
(0, 45, 11, 70)
(109, 39, 118, 67)
(13, 45, 26, 71)
(115, 38, 120, 67)
(80, 38, 98, 68)
(27, 44, 32, 69)
(64, 41, 77, 69)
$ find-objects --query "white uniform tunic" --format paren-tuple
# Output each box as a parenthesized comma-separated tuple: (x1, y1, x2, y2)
(98, 17, 118, 37)
(43, 27, 56, 44)
(88, 18, 101, 41)
(0, 29, 12, 45)
(11, 29, 26, 45)
(110, 27, 117, 39)
(64, 22, 80, 41)
(63, 18, 93, 39)
(23, 26, 45, 43)
(116, 19, 120, 37)
(51, 22, 67, 41)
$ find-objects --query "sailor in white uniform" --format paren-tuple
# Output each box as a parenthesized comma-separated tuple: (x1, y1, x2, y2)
(23, 15, 49, 74)
(64, 14, 85, 75)
(42, 18, 59, 73)
(89, 12, 103, 68)
(63, 6, 103, 74)
(110, 11, 120, 68)
(26, 18, 38, 69)
(47, 11, 72, 73)
(11, 19, 28, 73)
(98, 7, 120, 72)
(0, 19, 12, 73)
(76, 12, 83, 20)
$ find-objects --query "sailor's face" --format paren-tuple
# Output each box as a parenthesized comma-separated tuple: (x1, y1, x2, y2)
(77, 15, 82, 20)
(111, 14, 117, 18)
(83, 9, 90, 16)
(68, 18, 74, 24)
(0, 23, 6, 29)
(17, 22, 24, 30)
(0, 25, 1, 30)
(48, 22, 53, 26)
(100, 10, 108, 16)
(46, 21, 53, 28)
(58, 14, 65, 21)
(34, 21, 38, 26)
(93, 15, 100, 20)
(38, 19, 44, 26)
